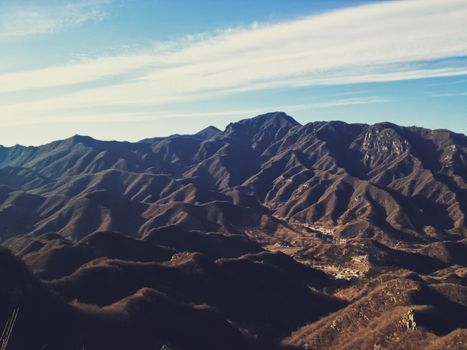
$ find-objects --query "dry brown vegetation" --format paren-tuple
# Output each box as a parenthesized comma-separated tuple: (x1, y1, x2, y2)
(0, 113, 466, 349)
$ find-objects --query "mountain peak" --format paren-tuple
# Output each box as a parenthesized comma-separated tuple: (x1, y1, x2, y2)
(196, 125, 221, 139)
(66, 134, 96, 144)
(225, 112, 300, 134)
(249, 111, 300, 127)
(223, 112, 301, 152)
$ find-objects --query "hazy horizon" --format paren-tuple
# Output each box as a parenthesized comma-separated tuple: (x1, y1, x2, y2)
(1, 111, 466, 148)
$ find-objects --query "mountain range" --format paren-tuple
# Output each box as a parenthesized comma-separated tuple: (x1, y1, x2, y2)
(0, 112, 466, 350)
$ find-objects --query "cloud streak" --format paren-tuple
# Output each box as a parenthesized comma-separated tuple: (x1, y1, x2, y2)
(0, 0, 111, 39)
(1, 0, 467, 123)
(430, 91, 467, 97)
(1, 96, 389, 128)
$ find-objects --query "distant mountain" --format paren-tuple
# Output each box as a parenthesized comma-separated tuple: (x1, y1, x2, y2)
(138, 125, 221, 144)
(0, 112, 466, 349)
(0, 112, 465, 243)
(195, 125, 222, 139)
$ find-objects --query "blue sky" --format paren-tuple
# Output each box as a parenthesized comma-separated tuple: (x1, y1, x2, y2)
(0, 0, 466, 146)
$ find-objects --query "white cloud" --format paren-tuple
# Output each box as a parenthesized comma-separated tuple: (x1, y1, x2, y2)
(0, 0, 467, 123)
(0, 96, 388, 128)
(428, 78, 467, 87)
(430, 91, 467, 97)
(312, 96, 391, 108)
(0, 0, 111, 39)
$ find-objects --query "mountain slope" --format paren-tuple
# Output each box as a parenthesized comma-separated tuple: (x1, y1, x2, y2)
(0, 112, 466, 349)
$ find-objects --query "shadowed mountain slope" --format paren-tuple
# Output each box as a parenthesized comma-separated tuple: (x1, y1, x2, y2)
(0, 112, 464, 244)
(0, 112, 466, 349)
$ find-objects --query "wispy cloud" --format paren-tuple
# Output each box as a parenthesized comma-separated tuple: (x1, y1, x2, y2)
(1, 0, 467, 123)
(312, 96, 391, 108)
(427, 78, 467, 87)
(0, 0, 111, 39)
(430, 91, 467, 97)
(1, 95, 389, 128)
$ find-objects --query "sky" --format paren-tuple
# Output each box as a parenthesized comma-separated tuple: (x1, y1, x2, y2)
(0, 0, 466, 146)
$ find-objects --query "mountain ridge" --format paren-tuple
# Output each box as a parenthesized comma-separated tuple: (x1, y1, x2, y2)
(0, 111, 466, 349)
(0, 112, 465, 242)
